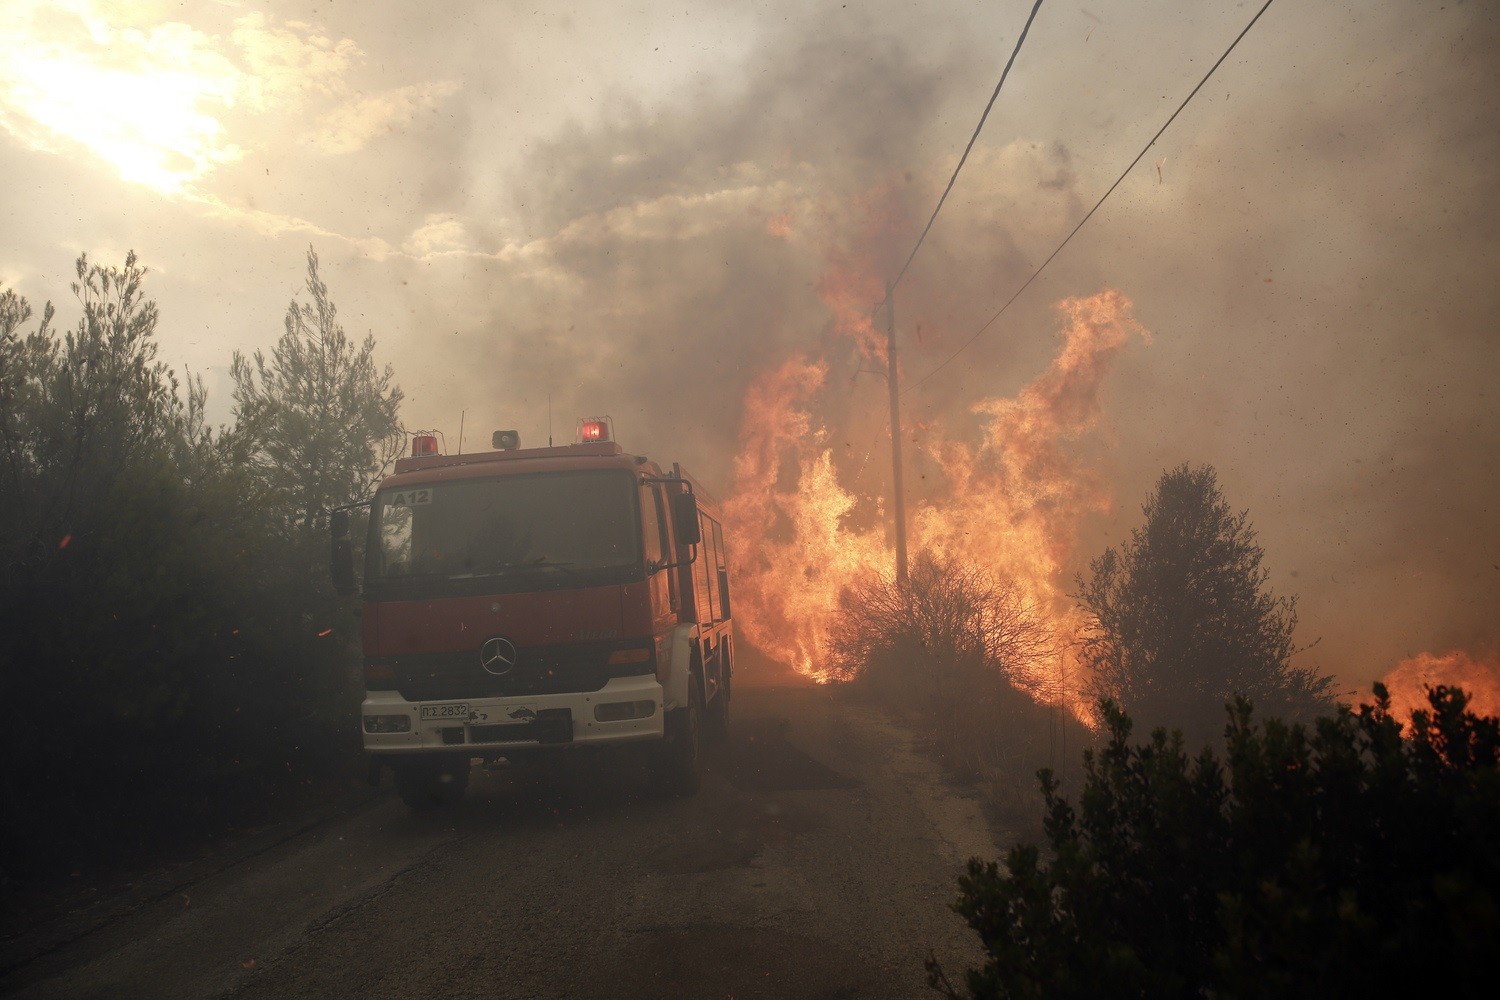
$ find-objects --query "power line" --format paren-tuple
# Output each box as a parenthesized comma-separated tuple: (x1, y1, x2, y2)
(890, 0, 1046, 295)
(906, 0, 1277, 395)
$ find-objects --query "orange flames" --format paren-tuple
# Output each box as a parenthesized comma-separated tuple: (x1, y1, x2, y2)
(814, 245, 888, 362)
(1375, 649, 1500, 724)
(723, 288, 1148, 719)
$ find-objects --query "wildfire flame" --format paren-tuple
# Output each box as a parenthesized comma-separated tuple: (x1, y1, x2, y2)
(723, 287, 1148, 720)
(1374, 649, 1500, 724)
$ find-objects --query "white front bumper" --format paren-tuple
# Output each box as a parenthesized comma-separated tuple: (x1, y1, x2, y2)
(361, 675, 665, 754)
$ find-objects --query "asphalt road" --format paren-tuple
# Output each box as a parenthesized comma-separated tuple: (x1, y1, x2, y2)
(2, 678, 997, 999)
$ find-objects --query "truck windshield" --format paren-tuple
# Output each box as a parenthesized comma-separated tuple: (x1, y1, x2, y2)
(368, 470, 639, 593)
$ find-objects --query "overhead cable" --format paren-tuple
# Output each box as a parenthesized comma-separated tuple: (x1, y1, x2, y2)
(890, 0, 1046, 295)
(906, 0, 1277, 394)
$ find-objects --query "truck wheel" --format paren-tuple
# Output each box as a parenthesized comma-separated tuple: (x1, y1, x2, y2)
(652, 679, 702, 797)
(394, 756, 470, 811)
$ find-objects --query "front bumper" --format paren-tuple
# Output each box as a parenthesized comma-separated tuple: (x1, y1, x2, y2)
(361, 674, 664, 754)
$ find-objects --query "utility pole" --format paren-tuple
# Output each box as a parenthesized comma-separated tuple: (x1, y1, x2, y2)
(885, 280, 909, 588)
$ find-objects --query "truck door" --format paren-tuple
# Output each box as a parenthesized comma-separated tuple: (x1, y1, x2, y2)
(695, 512, 731, 705)
(640, 482, 677, 627)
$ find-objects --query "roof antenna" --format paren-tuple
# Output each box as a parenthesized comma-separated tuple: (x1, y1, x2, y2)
(548, 390, 553, 447)
(457, 409, 465, 455)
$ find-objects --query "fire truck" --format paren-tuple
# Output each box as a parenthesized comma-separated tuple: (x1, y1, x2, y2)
(329, 419, 733, 810)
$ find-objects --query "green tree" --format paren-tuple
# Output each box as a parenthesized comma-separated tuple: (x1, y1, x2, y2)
(1076, 463, 1331, 743)
(0, 254, 199, 577)
(0, 254, 364, 881)
(0, 255, 233, 856)
(231, 246, 403, 536)
(929, 686, 1500, 999)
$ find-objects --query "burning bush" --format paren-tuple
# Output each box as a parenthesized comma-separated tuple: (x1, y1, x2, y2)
(929, 684, 1500, 998)
(827, 553, 1088, 812)
(723, 289, 1147, 708)
(828, 553, 1053, 693)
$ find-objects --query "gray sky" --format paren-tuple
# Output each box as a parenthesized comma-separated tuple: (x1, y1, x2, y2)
(2, 0, 1496, 695)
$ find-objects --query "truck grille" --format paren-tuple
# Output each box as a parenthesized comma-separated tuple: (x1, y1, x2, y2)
(389, 642, 648, 702)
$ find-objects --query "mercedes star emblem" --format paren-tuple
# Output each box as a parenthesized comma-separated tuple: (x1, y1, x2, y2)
(479, 636, 518, 676)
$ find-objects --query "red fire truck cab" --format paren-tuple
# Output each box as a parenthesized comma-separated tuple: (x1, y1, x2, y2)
(329, 421, 733, 810)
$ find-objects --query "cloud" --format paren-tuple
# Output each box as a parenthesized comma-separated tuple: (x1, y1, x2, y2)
(186, 191, 396, 259)
(0, 1, 458, 195)
(0, 2, 245, 192)
(551, 180, 798, 247)
(229, 12, 360, 109)
(313, 79, 461, 155)
(403, 213, 472, 257)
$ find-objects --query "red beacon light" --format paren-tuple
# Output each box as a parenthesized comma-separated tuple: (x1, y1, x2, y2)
(411, 434, 440, 457)
(578, 417, 612, 443)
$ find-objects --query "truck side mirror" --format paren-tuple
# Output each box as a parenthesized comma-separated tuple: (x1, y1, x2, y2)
(671, 491, 701, 546)
(330, 509, 356, 596)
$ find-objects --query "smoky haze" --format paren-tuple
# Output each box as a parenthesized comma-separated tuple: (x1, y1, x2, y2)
(383, 1, 1499, 692)
(2, 0, 1495, 693)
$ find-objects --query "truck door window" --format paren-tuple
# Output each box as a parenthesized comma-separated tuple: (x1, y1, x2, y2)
(373, 501, 414, 577)
(710, 514, 724, 621)
(695, 512, 716, 624)
(641, 484, 664, 565)
(641, 483, 677, 610)
(713, 520, 730, 619)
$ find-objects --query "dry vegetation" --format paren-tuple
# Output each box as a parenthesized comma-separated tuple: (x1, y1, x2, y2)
(829, 554, 1092, 836)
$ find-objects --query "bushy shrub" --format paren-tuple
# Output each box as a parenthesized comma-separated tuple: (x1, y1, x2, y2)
(0, 252, 383, 880)
(929, 685, 1500, 998)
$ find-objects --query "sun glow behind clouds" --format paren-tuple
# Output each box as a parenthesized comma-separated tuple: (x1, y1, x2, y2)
(0, 3, 247, 193)
(0, 1, 457, 199)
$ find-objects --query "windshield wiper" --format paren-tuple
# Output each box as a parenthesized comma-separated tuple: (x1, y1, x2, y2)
(480, 557, 577, 578)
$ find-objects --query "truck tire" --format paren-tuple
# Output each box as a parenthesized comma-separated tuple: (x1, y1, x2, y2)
(652, 678, 702, 797)
(394, 755, 470, 811)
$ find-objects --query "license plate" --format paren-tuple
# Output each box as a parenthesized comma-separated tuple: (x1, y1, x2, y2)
(420, 702, 470, 721)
